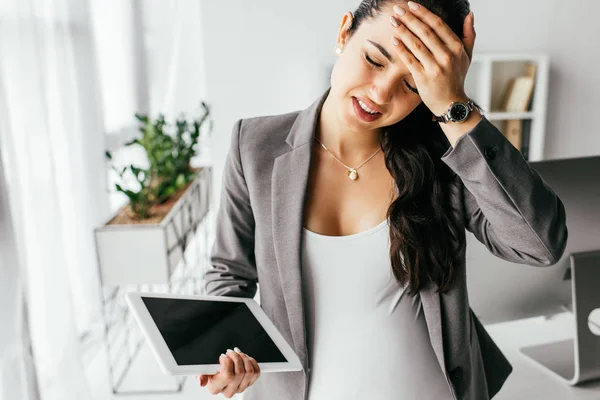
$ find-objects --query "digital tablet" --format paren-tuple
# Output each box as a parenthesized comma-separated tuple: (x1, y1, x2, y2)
(125, 292, 303, 375)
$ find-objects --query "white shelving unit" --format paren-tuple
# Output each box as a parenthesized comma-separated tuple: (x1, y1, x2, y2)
(464, 52, 550, 162)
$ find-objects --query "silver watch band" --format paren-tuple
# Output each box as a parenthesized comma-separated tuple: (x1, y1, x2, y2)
(432, 98, 481, 123)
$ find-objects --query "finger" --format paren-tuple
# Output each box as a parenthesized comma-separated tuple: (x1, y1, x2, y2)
(392, 5, 454, 67)
(401, 2, 463, 52)
(233, 349, 256, 393)
(207, 354, 233, 395)
(390, 30, 424, 80)
(462, 11, 476, 61)
(390, 18, 436, 73)
(247, 356, 261, 387)
(221, 349, 245, 398)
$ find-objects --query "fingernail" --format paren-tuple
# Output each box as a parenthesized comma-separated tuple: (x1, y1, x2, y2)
(234, 347, 242, 354)
(220, 353, 226, 358)
(390, 16, 399, 27)
(408, 1, 419, 11)
(226, 349, 233, 353)
(393, 5, 405, 16)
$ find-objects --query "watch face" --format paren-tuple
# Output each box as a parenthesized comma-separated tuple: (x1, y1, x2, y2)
(449, 103, 469, 122)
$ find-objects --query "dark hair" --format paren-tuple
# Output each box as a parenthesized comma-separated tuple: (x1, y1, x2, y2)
(348, 0, 473, 296)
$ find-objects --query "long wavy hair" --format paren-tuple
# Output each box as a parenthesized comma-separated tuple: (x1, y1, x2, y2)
(347, 0, 474, 295)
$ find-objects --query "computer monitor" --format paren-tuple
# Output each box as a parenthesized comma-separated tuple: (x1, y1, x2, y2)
(466, 155, 600, 325)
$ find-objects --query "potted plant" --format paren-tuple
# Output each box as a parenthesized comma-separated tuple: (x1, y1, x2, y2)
(95, 103, 212, 285)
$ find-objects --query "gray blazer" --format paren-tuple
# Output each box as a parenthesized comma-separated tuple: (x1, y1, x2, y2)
(204, 88, 568, 400)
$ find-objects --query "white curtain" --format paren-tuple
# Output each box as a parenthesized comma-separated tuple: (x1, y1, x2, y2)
(0, 0, 208, 398)
(142, 0, 208, 119)
(0, 0, 109, 398)
(0, 148, 39, 400)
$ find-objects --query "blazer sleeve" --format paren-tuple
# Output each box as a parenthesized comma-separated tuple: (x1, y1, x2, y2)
(440, 115, 568, 267)
(204, 119, 258, 298)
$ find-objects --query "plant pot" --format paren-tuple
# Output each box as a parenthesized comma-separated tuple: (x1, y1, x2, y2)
(95, 168, 211, 286)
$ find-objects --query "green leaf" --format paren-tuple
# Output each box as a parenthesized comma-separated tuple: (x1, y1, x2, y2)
(135, 113, 148, 123)
(130, 165, 142, 175)
(163, 186, 176, 198)
(129, 165, 146, 182)
(125, 138, 139, 146)
(175, 173, 186, 188)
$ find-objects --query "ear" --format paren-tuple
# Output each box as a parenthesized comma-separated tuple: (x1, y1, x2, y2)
(337, 12, 354, 46)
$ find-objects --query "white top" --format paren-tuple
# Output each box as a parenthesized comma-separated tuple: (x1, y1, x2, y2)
(300, 220, 452, 399)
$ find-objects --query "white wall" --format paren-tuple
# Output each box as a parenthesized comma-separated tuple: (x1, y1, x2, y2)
(470, 0, 600, 161)
(198, 0, 349, 205)
(198, 0, 600, 204)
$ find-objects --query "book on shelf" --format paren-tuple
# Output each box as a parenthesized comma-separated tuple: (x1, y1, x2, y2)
(521, 63, 536, 160)
(521, 119, 532, 160)
(499, 62, 537, 159)
(501, 76, 535, 112)
(503, 119, 532, 158)
(500, 62, 537, 113)
(504, 120, 522, 151)
(524, 63, 537, 79)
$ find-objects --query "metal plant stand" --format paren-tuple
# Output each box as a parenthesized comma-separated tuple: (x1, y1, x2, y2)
(99, 168, 214, 395)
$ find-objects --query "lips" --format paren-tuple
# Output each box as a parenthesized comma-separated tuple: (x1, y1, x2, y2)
(354, 96, 383, 114)
(352, 96, 383, 123)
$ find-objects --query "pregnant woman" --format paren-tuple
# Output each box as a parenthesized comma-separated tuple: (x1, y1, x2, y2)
(197, 0, 568, 399)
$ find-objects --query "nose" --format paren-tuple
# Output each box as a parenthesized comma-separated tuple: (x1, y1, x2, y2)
(369, 83, 392, 107)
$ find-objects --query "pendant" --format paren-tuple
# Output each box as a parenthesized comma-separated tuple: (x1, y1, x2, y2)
(348, 169, 358, 181)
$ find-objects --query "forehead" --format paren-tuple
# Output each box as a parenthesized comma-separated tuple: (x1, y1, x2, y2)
(352, 3, 416, 72)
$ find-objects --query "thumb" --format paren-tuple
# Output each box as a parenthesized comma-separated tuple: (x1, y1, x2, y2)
(462, 11, 476, 61)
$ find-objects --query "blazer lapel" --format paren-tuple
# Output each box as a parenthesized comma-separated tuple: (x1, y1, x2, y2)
(270, 87, 448, 379)
(272, 147, 312, 371)
(271, 88, 329, 372)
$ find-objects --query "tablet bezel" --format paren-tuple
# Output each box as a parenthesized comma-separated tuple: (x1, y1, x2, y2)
(125, 291, 303, 375)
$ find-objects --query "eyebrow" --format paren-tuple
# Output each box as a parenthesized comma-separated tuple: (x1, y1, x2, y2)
(366, 39, 395, 63)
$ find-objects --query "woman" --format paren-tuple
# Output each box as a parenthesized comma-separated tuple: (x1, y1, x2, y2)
(197, 0, 568, 399)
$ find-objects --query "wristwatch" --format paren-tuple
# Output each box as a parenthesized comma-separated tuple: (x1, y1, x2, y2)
(432, 98, 482, 124)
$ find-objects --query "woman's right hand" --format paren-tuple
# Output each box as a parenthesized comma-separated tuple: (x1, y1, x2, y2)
(196, 347, 261, 398)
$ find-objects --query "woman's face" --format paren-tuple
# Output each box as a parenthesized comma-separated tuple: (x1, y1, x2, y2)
(330, 3, 424, 133)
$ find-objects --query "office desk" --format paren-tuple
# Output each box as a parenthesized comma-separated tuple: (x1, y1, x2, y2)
(485, 312, 600, 399)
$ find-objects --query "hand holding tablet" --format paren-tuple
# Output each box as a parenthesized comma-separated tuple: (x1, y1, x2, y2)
(196, 347, 261, 397)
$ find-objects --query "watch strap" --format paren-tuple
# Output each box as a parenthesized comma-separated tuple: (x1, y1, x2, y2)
(432, 98, 480, 123)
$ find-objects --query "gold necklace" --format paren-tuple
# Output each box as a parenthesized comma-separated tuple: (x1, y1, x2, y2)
(314, 137, 382, 181)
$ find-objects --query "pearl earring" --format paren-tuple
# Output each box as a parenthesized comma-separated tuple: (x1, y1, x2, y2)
(334, 45, 343, 55)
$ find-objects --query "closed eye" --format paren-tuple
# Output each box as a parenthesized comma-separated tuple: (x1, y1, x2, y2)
(364, 52, 419, 95)
(364, 53, 383, 68)
(405, 81, 419, 95)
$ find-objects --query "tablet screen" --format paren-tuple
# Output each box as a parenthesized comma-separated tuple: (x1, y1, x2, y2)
(141, 297, 287, 365)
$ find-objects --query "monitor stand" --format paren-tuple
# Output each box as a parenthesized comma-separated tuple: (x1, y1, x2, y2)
(519, 249, 600, 385)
